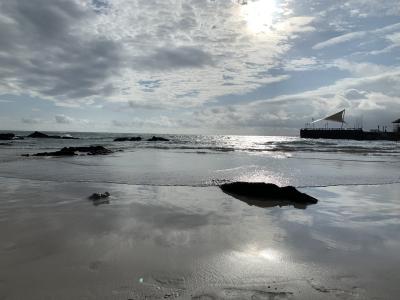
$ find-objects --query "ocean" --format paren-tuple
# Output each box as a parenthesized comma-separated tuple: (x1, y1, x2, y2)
(1, 131, 400, 299)
(1, 131, 399, 187)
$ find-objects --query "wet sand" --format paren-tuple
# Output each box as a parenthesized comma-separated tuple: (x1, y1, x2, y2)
(1, 177, 400, 299)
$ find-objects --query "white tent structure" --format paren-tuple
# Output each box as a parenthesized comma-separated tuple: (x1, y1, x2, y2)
(311, 109, 346, 127)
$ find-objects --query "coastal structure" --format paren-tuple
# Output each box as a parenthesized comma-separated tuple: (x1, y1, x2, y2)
(300, 109, 400, 141)
(393, 118, 400, 133)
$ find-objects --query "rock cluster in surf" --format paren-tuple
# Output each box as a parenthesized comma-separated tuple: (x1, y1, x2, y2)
(0, 133, 15, 140)
(27, 131, 79, 139)
(147, 136, 169, 141)
(114, 136, 142, 142)
(114, 135, 170, 142)
(23, 146, 112, 157)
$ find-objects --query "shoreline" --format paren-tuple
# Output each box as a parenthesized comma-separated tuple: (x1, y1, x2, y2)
(1, 177, 400, 299)
(1, 174, 400, 189)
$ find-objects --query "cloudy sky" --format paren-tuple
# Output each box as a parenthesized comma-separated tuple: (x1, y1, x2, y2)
(0, 0, 399, 135)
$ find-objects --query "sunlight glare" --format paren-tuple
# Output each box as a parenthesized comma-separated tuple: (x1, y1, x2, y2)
(235, 245, 282, 262)
(241, 0, 277, 34)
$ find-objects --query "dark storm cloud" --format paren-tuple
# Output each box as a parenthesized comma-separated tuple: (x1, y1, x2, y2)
(133, 46, 214, 70)
(0, 0, 122, 100)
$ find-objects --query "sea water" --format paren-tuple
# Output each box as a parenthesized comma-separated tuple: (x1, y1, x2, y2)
(1, 131, 400, 299)
(0, 131, 399, 187)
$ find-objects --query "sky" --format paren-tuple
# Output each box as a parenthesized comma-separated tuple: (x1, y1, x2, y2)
(0, 0, 399, 135)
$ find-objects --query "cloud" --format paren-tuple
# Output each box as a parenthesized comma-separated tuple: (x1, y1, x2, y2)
(312, 31, 366, 50)
(344, 89, 367, 100)
(187, 66, 400, 133)
(283, 57, 319, 71)
(133, 46, 214, 70)
(21, 117, 42, 124)
(128, 100, 164, 110)
(0, 0, 121, 102)
(1, 0, 399, 134)
(55, 114, 74, 124)
(332, 59, 393, 77)
(0, 0, 316, 109)
(112, 116, 183, 129)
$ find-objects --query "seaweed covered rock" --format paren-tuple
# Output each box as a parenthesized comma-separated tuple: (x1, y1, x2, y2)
(114, 137, 142, 142)
(147, 136, 169, 142)
(25, 146, 112, 157)
(220, 182, 318, 209)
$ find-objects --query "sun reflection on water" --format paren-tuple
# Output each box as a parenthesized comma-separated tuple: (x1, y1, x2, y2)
(235, 245, 282, 262)
(236, 170, 289, 186)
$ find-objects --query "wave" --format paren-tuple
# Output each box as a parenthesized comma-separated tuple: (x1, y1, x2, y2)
(2, 133, 400, 157)
(1, 175, 399, 190)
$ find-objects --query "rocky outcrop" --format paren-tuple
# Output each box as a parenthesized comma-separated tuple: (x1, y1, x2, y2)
(220, 182, 318, 209)
(0, 133, 15, 140)
(114, 137, 142, 142)
(27, 131, 78, 139)
(24, 146, 113, 157)
(147, 136, 169, 142)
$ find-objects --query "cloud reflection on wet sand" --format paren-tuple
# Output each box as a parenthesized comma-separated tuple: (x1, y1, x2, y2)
(0, 178, 399, 299)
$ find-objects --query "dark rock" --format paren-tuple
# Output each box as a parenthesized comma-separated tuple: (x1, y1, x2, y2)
(147, 136, 169, 142)
(114, 136, 142, 142)
(220, 182, 318, 209)
(114, 137, 129, 142)
(89, 192, 110, 206)
(27, 131, 52, 138)
(89, 191, 110, 200)
(27, 131, 78, 139)
(0, 133, 15, 140)
(27, 146, 113, 157)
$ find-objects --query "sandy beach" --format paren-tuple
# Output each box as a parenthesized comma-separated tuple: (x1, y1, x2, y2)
(1, 173, 400, 299)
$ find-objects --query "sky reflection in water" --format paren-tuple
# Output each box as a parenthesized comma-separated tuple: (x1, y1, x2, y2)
(1, 178, 400, 298)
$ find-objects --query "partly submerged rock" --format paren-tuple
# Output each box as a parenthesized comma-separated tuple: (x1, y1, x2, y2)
(147, 136, 169, 142)
(89, 191, 110, 200)
(114, 136, 142, 142)
(89, 192, 110, 206)
(0, 133, 15, 140)
(27, 131, 52, 138)
(26, 146, 113, 157)
(27, 131, 78, 139)
(220, 182, 318, 209)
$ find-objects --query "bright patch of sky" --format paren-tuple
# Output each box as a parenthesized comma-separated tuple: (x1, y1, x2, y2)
(0, 0, 399, 135)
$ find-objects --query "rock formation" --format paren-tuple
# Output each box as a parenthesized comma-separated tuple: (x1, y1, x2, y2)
(147, 136, 169, 142)
(24, 146, 112, 157)
(220, 182, 318, 209)
(27, 131, 78, 139)
(114, 137, 142, 142)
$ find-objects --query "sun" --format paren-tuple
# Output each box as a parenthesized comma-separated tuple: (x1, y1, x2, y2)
(240, 0, 277, 34)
